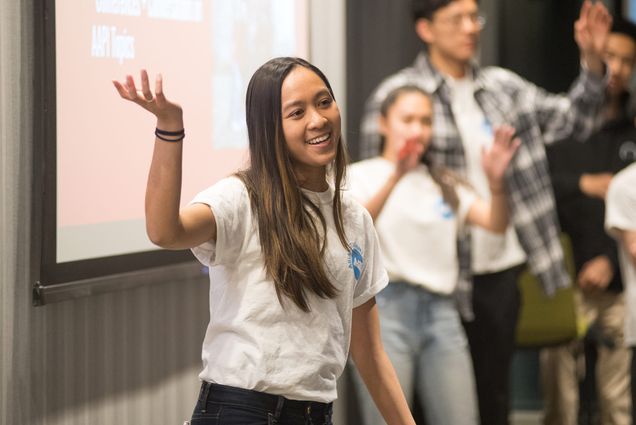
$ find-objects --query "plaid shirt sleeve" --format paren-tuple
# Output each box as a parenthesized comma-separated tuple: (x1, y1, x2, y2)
(513, 67, 606, 144)
(476, 66, 606, 301)
(358, 90, 384, 160)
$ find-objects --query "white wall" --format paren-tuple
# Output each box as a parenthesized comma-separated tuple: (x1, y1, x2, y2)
(311, 0, 347, 133)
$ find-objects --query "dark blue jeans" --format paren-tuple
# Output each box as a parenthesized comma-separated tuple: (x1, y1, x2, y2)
(189, 381, 333, 425)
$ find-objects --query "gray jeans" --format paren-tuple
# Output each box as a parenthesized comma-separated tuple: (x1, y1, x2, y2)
(351, 281, 479, 425)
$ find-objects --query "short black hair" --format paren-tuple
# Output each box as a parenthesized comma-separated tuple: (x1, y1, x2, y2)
(412, 0, 479, 22)
(612, 18, 636, 43)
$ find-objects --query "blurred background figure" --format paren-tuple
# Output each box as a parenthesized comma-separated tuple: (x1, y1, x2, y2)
(358, 0, 610, 423)
(348, 85, 519, 425)
(606, 162, 636, 425)
(542, 19, 636, 425)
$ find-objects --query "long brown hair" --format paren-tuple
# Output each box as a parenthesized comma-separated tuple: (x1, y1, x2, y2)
(380, 85, 464, 211)
(236, 57, 349, 312)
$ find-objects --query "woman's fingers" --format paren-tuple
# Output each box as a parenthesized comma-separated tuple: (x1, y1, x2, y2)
(113, 71, 182, 122)
(113, 72, 160, 107)
(493, 125, 515, 147)
(140, 69, 153, 101)
(112, 80, 131, 99)
(397, 139, 413, 160)
(488, 126, 520, 168)
(155, 73, 167, 106)
(397, 138, 422, 170)
(511, 137, 521, 151)
(113, 76, 144, 103)
(125, 75, 140, 100)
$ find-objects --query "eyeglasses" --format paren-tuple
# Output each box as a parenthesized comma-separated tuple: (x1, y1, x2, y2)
(436, 13, 486, 30)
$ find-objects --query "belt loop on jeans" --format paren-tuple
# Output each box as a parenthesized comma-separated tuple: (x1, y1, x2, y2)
(326, 402, 333, 423)
(304, 403, 314, 425)
(200, 381, 211, 413)
(274, 395, 285, 418)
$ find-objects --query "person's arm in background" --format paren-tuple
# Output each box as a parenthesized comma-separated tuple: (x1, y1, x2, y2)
(547, 138, 613, 202)
(577, 168, 620, 291)
(351, 298, 416, 425)
(579, 173, 614, 199)
(465, 126, 521, 233)
(545, 134, 617, 290)
(577, 252, 617, 291)
(548, 170, 612, 202)
(521, 1, 612, 144)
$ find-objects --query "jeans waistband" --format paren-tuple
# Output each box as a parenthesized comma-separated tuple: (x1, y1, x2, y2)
(198, 381, 333, 418)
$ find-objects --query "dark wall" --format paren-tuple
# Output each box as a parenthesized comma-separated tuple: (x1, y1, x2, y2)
(346, 0, 422, 160)
(498, 0, 581, 93)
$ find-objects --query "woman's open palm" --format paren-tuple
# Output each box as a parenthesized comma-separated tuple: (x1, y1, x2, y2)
(112, 70, 183, 124)
(481, 125, 521, 185)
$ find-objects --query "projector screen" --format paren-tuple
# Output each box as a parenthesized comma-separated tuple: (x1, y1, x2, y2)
(56, 0, 309, 263)
(32, 0, 351, 302)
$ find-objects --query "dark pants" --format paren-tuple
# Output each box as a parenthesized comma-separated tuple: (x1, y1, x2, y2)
(462, 265, 523, 425)
(190, 381, 333, 425)
(632, 346, 636, 425)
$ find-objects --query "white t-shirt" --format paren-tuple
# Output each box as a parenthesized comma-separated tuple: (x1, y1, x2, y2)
(446, 75, 527, 273)
(190, 176, 388, 402)
(347, 158, 475, 294)
(606, 163, 636, 346)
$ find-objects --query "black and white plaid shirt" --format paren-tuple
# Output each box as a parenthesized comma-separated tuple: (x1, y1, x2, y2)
(358, 52, 606, 320)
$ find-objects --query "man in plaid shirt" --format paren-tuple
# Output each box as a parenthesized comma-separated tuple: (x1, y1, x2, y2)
(357, 0, 611, 424)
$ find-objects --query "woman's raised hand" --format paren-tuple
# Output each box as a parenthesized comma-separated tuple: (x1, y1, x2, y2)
(481, 125, 521, 190)
(112, 70, 183, 128)
(395, 137, 424, 177)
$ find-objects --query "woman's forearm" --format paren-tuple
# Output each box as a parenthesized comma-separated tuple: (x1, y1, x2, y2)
(352, 349, 415, 425)
(364, 172, 401, 221)
(486, 186, 509, 234)
(351, 299, 415, 425)
(145, 118, 186, 247)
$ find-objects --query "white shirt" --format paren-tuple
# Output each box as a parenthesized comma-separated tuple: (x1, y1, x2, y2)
(606, 163, 636, 346)
(190, 177, 388, 402)
(446, 75, 527, 273)
(347, 158, 475, 294)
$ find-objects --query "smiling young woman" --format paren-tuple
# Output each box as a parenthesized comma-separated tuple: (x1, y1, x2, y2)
(113, 57, 416, 425)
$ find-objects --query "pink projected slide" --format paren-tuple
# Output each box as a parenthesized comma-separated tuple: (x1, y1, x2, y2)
(56, 0, 309, 262)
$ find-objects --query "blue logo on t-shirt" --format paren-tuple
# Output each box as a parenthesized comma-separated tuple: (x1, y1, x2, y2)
(349, 243, 364, 282)
(482, 118, 493, 139)
(435, 197, 454, 220)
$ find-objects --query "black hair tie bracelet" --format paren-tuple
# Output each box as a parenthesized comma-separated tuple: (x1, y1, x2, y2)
(155, 128, 185, 142)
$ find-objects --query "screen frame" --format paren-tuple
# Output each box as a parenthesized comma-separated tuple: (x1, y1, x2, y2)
(30, 0, 233, 305)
